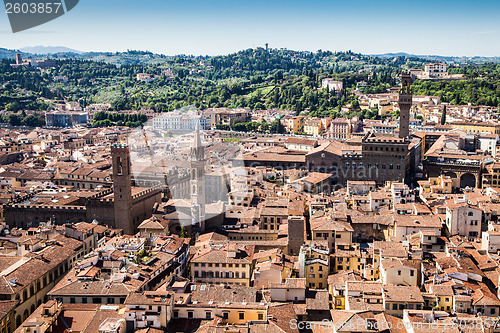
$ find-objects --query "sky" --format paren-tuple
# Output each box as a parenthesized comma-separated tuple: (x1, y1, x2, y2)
(1, 0, 500, 56)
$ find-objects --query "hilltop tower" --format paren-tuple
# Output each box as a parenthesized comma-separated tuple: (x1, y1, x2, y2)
(398, 72, 412, 139)
(190, 124, 206, 231)
(112, 143, 133, 234)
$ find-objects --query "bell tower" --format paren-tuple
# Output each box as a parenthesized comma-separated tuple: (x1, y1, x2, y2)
(398, 72, 412, 139)
(112, 143, 133, 234)
(190, 124, 206, 232)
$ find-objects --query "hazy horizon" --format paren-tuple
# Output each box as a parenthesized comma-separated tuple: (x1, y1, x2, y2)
(5, 45, 500, 58)
(1, 0, 500, 57)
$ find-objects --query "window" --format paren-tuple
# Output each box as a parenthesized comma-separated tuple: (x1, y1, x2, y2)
(336, 234, 341, 239)
(223, 312, 229, 319)
(206, 312, 212, 319)
(173, 311, 178, 318)
(70, 297, 75, 304)
(258, 313, 264, 320)
(398, 270, 401, 275)
(82, 297, 87, 304)
(410, 270, 414, 277)
(188, 311, 193, 319)
(392, 304, 397, 310)
(239, 312, 244, 320)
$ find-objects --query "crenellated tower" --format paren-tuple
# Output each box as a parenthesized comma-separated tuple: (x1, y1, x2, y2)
(112, 143, 133, 234)
(398, 72, 412, 139)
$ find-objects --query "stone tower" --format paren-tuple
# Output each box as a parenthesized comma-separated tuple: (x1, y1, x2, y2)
(398, 72, 412, 139)
(287, 216, 305, 255)
(112, 143, 133, 234)
(190, 124, 206, 231)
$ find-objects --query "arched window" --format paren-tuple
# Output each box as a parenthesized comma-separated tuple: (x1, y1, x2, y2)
(116, 157, 123, 175)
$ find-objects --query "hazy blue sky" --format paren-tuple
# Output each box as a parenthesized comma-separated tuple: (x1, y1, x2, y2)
(1, 0, 499, 56)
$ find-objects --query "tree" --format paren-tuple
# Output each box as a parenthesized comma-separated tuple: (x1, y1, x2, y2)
(4, 113, 22, 126)
(21, 114, 45, 127)
(254, 102, 264, 110)
(154, 102, 169, 113)
(441, 105, 447, 125)
(216, 124, 230, 131)
(269, 119, 285, 134)
(180, 226, 188, 238)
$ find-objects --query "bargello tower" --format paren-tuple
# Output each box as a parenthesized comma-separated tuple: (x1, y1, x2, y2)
(398, 72, 412, 139)
(190, 124, 206, 232)
(112, 143, 133, 234)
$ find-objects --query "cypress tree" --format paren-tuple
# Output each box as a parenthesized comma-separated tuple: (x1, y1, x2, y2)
(441, 105, 447, 125)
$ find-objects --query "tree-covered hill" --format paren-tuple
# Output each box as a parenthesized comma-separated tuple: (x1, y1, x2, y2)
(1, 47, 499, 122)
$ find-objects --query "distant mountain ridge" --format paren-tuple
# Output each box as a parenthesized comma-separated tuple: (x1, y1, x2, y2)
(19, 46, 83, 54)
(373, 52, 500, 64)
(0, 47, 25, 59)
(1, 46, 500, 65)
